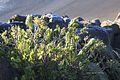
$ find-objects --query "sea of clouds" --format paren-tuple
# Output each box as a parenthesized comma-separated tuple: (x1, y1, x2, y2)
(0, 0, 9, 11)
(0, 0, 9, 3)
(0, 0, 13, 15)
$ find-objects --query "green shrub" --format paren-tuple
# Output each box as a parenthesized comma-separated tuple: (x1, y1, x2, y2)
(0, 17, 119, 80)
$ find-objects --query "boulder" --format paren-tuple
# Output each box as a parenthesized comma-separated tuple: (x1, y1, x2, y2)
(101, 20, 112, 27)
(10, 14, 26, 23)
(80, 26, 110, 46)
(91, 18, 101, 26)
(101, 23, 120, 49)
(0, 22, 11, 33)
(113, 34, 120, 49)
(10, 22, 28, 30)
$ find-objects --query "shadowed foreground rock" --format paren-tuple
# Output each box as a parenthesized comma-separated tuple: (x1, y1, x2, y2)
(0, 56, 15, 80)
